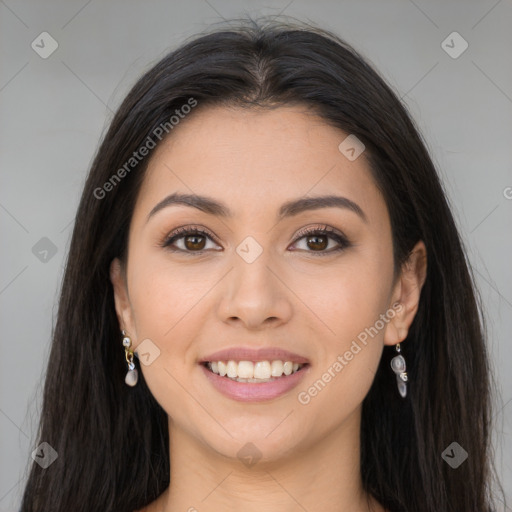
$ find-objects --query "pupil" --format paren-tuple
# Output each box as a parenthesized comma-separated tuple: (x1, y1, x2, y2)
(186, 235, 205, 250)
(308, 235, 327, 250)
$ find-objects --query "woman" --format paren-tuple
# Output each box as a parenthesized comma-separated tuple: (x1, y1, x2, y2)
(19, 16, 502, 512)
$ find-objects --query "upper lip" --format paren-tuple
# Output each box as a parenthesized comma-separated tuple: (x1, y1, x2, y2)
(199, 347, 310, 364)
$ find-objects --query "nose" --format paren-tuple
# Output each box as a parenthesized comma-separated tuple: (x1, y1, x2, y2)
(217, 251, 293, 330)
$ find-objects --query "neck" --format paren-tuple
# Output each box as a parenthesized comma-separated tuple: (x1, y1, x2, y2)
(156, 405, 384, 512)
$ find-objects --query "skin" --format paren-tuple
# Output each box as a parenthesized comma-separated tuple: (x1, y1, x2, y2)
(110, 104, 427, 512)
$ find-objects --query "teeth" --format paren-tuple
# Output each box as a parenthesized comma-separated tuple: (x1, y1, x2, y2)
(206, 360, 304, 381)
(226, 360, 238, 378)
(254, 361, 271, 379)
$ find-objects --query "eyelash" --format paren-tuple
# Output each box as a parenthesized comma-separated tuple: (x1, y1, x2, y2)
(160, 224, 351, 256)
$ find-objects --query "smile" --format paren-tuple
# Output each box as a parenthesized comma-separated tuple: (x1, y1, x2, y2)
(200, 360, 310, 402)
(203, 360, 306, 382)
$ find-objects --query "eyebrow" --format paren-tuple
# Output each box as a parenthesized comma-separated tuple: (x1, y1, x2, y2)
(146, 192, 368, 224)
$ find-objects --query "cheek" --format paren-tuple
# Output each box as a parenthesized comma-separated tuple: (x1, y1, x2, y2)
(299, 245, 394, 344)
(294, 243, 393, 412)
(128, 247, 212, 337)
(126, 260, 206, 416)
(296, 285, 388, 428)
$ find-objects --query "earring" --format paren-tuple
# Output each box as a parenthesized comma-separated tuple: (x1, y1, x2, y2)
(122, 330, 138, 387)
(390, 343, 408, 398)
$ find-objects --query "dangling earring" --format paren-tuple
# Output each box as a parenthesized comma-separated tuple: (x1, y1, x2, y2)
(122, 330, 138, 387)
(390, 342, 408, 398)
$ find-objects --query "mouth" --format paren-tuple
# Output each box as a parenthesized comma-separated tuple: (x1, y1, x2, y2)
(200, 360, 310, 383)
(199, 359, 311, 402)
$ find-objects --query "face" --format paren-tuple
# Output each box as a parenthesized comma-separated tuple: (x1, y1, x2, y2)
(110, 104, 426, 464)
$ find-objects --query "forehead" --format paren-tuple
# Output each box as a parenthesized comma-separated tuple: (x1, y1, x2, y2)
(133, 105, 385, 223)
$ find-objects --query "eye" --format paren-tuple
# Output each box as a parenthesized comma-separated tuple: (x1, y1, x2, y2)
(160, 224, 351, 256)
(160, 225, 220, 254)
(290, 225, 351, 255)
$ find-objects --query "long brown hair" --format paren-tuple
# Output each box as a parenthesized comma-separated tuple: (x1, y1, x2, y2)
(20, 16, 504, 512)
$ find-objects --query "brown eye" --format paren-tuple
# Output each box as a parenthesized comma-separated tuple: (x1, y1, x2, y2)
(305, 234, 329, 251)
(161, 226, 219, 253)
(182, 234, 207, 251)
(161, 224, 351, 256)
(291, 225, 351, 255)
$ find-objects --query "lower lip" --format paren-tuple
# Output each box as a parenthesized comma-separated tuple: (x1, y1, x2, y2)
(200, 363, 310, 402)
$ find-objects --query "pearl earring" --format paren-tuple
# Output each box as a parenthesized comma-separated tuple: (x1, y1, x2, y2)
(122, 330, 138, 387)
(390, 342, 408, 398)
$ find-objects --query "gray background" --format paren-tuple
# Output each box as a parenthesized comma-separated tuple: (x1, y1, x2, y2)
(1, 0, 511, 510)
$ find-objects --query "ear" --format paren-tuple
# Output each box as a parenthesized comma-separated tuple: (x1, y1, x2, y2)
(384, 240, 427, 346)
(110, 257, 137, 339)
